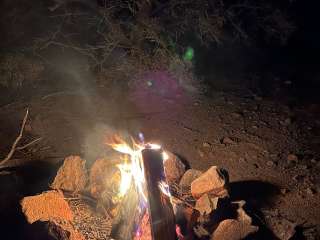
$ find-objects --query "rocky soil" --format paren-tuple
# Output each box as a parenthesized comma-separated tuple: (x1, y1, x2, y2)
(0, 83, 319, 239)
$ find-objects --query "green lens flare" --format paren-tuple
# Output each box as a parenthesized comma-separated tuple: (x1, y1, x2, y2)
(183, 47, 194, 61)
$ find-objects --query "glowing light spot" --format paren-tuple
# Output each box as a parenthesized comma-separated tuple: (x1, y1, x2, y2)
(183, 47, 194, 61)
(147, 80, 153, 87)
(162, 151, 169, 162)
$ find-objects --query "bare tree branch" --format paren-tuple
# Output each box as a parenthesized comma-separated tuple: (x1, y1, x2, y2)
(0, 109, 29, 166)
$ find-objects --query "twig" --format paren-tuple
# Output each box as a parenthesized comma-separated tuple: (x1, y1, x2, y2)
(0, 109, 29, 166)
(16, 137, 42, 151)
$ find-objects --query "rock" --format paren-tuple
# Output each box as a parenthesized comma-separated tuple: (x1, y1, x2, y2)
(284, 118, 292, 126)
(292, 174, 304, 182)
(51, 156, 88, 192)
(280, 188, 288, 195)
(21, 190, 73, 224)
(179, 169, 203, 188)
(89, 158, 121, 199)
(222, 137, 234, 145)
(231, 113, 242, 119)
(194, 225, 210, 238)
(203, 142, 211, 148)
(198, 149, 205, 158)
(21, 190, 85, 240)
(211, 219, 258, 240)
(310, 159, 317, 164)
(263, 211, 296, 240)
(191, 166, 229, 199)
(163, 151, 186, 183)
(287, 154, 298, 163)
(306, 187, 316, 195)
(234, 200, 253, 224)
(46, 222, 85, 240)
(267, 160, 275, 167)
(195, 194, 218, 216)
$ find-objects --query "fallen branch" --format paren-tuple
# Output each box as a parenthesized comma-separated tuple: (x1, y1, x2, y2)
(0, 109, 29, 166)
(16, 137, 42, 151)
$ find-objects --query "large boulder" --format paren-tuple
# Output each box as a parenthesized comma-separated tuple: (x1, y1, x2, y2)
(191, 166, 229, 199)
(51, 156, 88, 192)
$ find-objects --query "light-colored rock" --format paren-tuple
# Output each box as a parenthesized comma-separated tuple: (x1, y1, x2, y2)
(179, 169, 202, 188)
(191, 166, 229, 199)
(287, 154, 298, 163)
(51, 156, 88, 192)
(267, 160, 275, 167)
(306, 187, 316, 195)
(222, 137, 234, 145)
(195, 193, 218, 215)
(198, 149, 205, 158)
(234, 200, 253, 225)
(163, 151, 186, 183)
(211, 219, 258, 240)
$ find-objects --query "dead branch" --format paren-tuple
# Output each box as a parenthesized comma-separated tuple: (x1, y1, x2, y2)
(0, 109, 29, 166)
(16, 137, 42, 151)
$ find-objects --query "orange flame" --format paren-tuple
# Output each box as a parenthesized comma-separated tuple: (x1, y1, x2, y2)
(107, 135, 171, 202)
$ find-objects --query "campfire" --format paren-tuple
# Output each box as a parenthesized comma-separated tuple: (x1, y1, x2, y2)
(20, 135, 259, 240)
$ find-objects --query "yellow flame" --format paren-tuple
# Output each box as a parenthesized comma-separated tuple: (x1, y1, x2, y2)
(108, 135, 172, 202)
(158, 181, 171, 197)
(117, 160, 132, 198)
(108, 136, 146, 201)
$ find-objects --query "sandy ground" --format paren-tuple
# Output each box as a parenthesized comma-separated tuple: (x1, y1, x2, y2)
(0, 83, 319, 239)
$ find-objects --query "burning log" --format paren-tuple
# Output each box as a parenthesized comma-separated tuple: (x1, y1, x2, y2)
(111, 146, 177, 240)
(110, 182, 140, 240)
(141, 147, 176, 240)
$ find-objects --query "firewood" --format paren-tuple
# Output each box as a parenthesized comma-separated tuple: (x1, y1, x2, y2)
(141, 148, 176, 240)
(110, 182, 141, 240)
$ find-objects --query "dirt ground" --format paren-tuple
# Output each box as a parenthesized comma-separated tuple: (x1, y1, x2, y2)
(0, 1, 319, 239)
(0, 79, 319, 239)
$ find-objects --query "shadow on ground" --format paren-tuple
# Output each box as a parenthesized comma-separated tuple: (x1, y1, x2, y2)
(230, 180, 281, 239)
(0, 160, 60, 240)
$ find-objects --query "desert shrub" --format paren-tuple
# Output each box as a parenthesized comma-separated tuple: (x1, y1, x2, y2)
(29, 0, 294, 91)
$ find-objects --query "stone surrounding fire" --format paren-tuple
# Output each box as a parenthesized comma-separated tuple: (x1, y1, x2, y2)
(175, 165, 258, 240)
(21, 190, 84, 240)
(51, 155, 88, 192)
(211, 219, 258, 240)
(179, 169, 202, 188)
(163, 151, 186, 183)
(194, 193, 218, 215)
(191, 166, 229, 198)
(89, 157, 121, 199)
(20, 153, 261, 240)
(21, 190, 73, 223)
